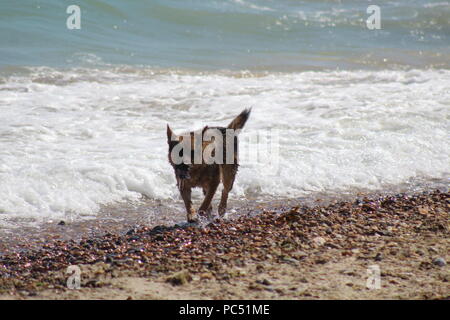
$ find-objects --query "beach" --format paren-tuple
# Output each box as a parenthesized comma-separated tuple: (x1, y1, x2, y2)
(0, 189, 448, 300)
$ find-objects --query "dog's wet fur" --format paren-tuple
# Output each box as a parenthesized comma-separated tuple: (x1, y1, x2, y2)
(166, 108, 251, 222)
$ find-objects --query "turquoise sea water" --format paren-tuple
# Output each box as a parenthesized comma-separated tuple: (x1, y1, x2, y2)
(1, 0, 449, 70)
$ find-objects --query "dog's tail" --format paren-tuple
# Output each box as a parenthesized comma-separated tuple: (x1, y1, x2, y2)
(227, 108, 252, 131)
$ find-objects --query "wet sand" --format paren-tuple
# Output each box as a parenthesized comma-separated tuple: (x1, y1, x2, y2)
(0, 188, 448, 300)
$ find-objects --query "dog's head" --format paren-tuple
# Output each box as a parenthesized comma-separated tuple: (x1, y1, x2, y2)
(167, 125, 207, 180)
(166, 124, 216, 181)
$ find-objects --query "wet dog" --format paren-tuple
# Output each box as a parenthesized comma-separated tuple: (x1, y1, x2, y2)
(166, 108, 251, 222)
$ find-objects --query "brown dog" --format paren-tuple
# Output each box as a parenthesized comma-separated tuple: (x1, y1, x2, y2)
(167, 108, 251, 222)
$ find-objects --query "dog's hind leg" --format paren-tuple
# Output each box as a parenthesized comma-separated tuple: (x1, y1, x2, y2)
(199, 180, 219, 218)
(218, 164, 238, 216)
(180, 186, 197, 222)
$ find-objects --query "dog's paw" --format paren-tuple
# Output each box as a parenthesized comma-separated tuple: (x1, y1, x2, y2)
(187, 218, 199, 224)
(187, 213, 199, 223)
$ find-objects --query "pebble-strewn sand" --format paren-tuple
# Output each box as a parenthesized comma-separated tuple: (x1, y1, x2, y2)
(0, 190, 448, 300)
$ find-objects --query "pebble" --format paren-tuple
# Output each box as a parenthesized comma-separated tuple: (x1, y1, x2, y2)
(375, 253, 383, 261)
(428, 247, 439, 254)
(166, 270, 192, 286)
(312, 236, 326, 246)
(432, 257, 446, 267)
(282, 257, 298, 265)
(256, 278, 272, 286)
(314, 258, 328, 265)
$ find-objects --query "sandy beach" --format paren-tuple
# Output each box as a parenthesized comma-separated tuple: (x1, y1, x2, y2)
(0, 189, 448, 300)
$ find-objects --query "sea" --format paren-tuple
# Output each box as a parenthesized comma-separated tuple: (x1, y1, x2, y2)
(0, 0, 449, 231)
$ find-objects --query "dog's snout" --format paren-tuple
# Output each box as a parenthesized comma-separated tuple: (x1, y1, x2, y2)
(175, 164, 190, 180)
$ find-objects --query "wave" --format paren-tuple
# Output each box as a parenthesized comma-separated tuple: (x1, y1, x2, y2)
(0, 66, 448, 226)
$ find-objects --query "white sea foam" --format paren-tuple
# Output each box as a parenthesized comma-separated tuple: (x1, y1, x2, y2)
(0, 67, 448, 225)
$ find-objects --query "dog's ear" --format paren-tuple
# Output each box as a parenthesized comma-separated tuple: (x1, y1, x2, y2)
(167, 124, 176, 144)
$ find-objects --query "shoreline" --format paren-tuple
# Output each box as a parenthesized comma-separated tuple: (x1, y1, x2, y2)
(1, 177, 448, 255)
(0, 188, 448, 299)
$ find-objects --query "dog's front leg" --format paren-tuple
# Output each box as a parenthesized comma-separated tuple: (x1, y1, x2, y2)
(199, 181, 219, 218)
(180, 185, 196, 222)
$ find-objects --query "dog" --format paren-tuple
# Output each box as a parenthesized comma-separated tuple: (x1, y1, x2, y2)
(166, 108, 251, 222)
